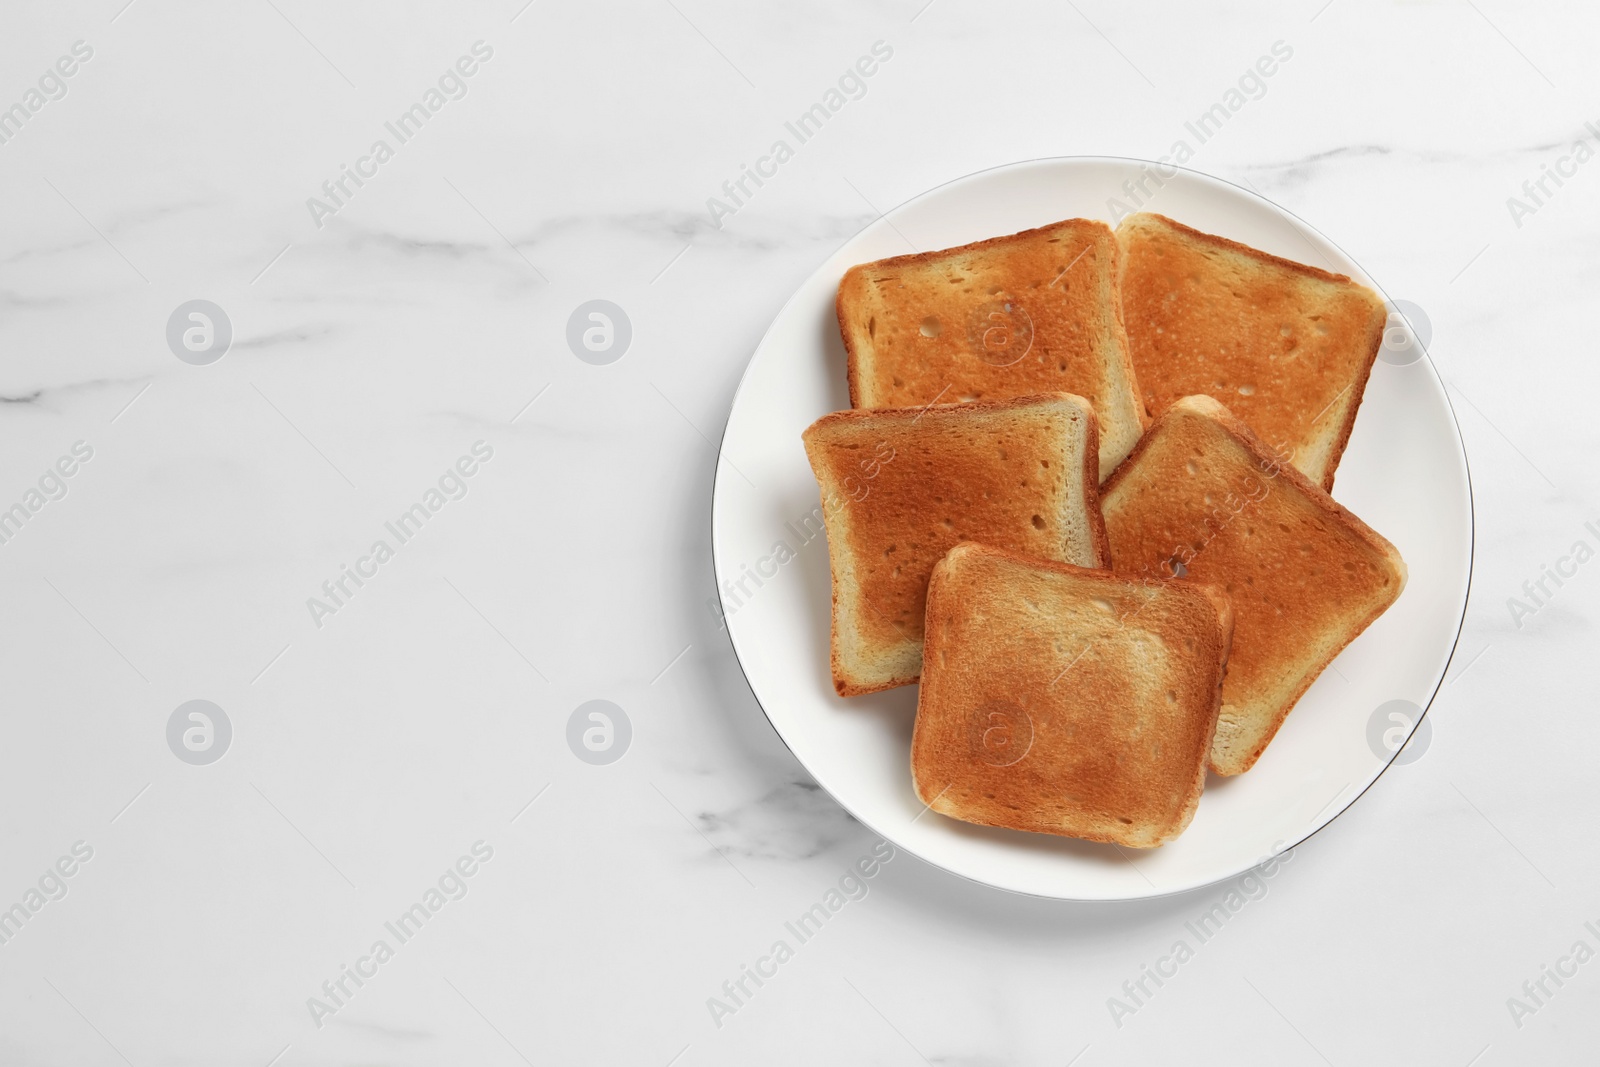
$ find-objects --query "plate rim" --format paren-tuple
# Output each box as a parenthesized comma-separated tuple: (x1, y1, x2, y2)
(709, 154, 1476, 901)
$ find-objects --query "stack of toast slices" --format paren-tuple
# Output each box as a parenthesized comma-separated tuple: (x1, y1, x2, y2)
(803, 211, 1407, 848)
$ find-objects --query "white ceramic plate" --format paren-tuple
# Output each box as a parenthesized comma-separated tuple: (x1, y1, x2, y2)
(711, 157, 1472, 900)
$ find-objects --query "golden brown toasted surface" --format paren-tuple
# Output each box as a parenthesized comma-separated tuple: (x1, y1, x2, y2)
(1100, 395, 1406, 774)
(802, 394, 1107, 696)
(1115, 212, 1387, 490)
(911, 542, 1232, 848)
(838, 218, 1146, 481)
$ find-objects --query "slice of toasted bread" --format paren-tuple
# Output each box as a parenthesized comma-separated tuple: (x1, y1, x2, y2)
(1115, 212, 1387, 491)
(911, 542, 1233, 848)
(1100, 395, 1406, 775)
(838, 218, 1146, 482)
(802, 394, 1109, 697)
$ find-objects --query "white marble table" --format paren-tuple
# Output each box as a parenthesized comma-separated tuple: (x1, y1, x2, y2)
(0, 1, 1594, 1063)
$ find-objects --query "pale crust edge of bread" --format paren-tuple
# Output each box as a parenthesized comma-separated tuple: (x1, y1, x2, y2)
(1079, 401, 1113, 569)
(911, 543, 1234, 848)
(1100, 222, 1150, 442)
(801, 425, 917, 698)
(1102, 394, 1407, 776)
(1116, 212, 1389, 491)
(839, 263, 870, 410)
(1311, 304, 1386, 493)
(803, 392, 1106, 698)
(1151, 580, 1233, 844)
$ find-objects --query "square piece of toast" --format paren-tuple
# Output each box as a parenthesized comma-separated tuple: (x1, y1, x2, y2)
(837, 218, 1146, 482)
(1100, 395, 1406, 775)
(1115, 212, 1387, 491)
(911, 542, 1233, 848)
(802, 393, 1108, 697)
